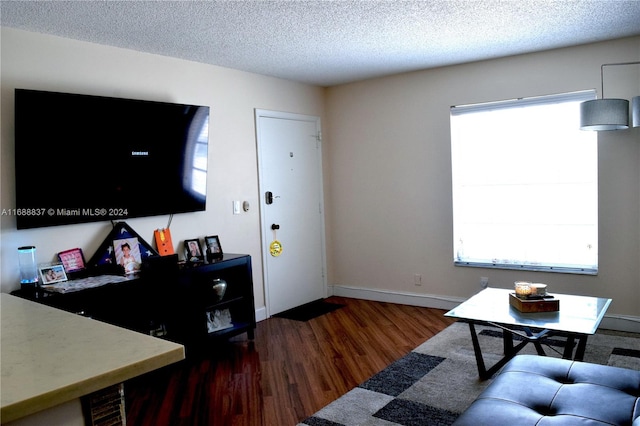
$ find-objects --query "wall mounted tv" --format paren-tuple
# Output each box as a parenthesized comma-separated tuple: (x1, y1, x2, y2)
(14, 89, 209, 229)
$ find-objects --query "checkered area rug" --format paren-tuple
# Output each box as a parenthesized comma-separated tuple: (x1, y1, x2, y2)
(298, 321, 640, 426)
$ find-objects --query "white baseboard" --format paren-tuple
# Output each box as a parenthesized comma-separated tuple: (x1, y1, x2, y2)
(601, 315, 640, 334)
(329, 284, 640, 334)
(255, 306, 267, 322)
(331, 284, 466, 310)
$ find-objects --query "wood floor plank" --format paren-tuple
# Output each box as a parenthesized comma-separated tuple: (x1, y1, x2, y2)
(124, 296, 456, 425)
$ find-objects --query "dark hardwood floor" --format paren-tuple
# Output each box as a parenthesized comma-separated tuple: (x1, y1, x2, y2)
(124, 296, 456, 426)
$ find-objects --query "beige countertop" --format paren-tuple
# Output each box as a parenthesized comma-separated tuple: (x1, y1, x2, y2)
(1, 293, 185, 423)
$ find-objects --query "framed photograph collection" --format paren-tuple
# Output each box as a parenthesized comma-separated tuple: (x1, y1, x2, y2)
(182, 234, 224, 265)
(78, 221, 227, 273)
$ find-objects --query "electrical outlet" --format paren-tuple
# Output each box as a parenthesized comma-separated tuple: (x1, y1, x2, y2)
(480, 277, 489, 288)
(414, 274, 422, 286)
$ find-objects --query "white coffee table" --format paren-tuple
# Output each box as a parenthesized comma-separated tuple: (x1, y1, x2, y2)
(445, 287, 611, 379)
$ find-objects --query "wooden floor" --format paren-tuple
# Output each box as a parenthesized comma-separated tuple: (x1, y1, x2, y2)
(124, 296, 456, 426)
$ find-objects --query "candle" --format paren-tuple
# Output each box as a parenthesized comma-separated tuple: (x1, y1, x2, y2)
(514, 281, 532, 296)
(531, 283, 547, 296)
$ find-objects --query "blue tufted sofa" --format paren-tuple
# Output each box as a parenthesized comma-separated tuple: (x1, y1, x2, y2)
(453, 354, 640, 426)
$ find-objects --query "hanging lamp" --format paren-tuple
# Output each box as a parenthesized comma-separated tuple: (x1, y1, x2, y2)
(632, 96, 640, 128)
(580, 61, 640, 131)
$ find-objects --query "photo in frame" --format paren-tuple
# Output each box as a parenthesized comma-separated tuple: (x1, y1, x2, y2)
(57, 248, 86, 273)
(206, 308, 233, 333)
(184, 239, 204, 263)
(39, 263, 68, 285)
(113, 237, 142, 275)
(204, 235, 223, 261)
(88, 222, 158, 273)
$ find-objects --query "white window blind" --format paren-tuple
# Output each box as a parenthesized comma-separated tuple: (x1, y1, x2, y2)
(450, 90, 598, 274)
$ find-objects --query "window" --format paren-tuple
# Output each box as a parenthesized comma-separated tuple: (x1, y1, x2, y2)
(450, 91, 598, 274)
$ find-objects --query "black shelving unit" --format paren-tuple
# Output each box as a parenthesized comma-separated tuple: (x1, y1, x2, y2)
(11, 253, 256, 356)
(171, 253, 256, 350)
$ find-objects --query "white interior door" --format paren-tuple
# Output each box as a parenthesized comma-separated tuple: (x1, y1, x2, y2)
(255, 110, 326, 316)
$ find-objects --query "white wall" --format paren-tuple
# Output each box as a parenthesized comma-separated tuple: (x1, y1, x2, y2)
(325, 37, 640, 330)
(2, 28, 639, 332)
(0, 28, 326, 315)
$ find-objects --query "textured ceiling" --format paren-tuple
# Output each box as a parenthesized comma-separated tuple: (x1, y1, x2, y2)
(2, 0, 640, 86)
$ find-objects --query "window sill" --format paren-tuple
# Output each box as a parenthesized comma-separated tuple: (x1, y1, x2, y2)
(454, 261, 597, 276)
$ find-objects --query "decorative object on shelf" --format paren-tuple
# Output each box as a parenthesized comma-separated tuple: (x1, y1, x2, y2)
(114, 237, 142, 275)
(580, 61, 640, 131)
(57, 248, 86, 274)
(211, 278, 227, 302)
(204, 235, 223, 261)
(17, 246, 38, 285)
(206, 308, 233, 333)
(39, 263, 68, 285)
(154, 228, 175, 256)
(88, 222, 158, 273)
(184, 239, 204, 264)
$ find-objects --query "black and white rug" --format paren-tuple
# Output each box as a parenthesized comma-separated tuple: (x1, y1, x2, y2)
(299, 321, 640, 426)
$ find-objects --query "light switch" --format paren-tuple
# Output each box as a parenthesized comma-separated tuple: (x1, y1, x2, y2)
(233, 200, 241, 215)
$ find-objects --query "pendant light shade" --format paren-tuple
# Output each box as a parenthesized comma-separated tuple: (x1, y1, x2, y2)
(579, 61, 639, 131)
(580, 98, 629, 131)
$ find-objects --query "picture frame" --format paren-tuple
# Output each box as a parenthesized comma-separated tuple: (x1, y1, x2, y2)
(184, 239, 204, 263)
(206, 308, 233, 333)
(39, 263, 68, 285)
(114, 237, 143, 275)
(88, 222, 158, 273)
(204, 235, 223, 261)
(57, 248, 86, 273)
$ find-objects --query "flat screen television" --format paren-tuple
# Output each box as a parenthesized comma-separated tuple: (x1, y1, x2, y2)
(14, 89, 209, 229)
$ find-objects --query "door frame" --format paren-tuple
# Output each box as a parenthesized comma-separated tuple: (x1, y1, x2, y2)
(254, 109, 328, 317)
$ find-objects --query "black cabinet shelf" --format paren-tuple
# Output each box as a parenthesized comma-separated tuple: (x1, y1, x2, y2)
(11, 253, 256, 357)
(170, 253, 256, 352)
(204, 295, 244, 312)
(206, 321, 251, 339)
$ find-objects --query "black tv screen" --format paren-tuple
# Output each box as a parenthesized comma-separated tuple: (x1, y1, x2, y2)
(14, 89, 209, 229)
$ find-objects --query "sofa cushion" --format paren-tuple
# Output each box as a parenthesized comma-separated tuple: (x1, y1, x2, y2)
(453, 355, 640, 426)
